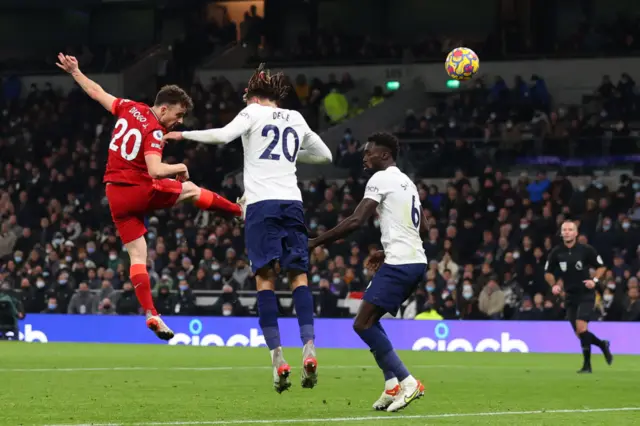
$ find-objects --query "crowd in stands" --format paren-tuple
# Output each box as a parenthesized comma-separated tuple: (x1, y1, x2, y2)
(390, 71, 640, 178)
(1, 70, 640, 322)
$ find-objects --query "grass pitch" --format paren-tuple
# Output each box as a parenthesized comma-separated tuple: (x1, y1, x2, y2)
(1, 343, 638, 425)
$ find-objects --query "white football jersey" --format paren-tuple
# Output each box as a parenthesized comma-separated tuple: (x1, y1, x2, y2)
(363, 166, 427, 265)
(181, 103, 331, 205)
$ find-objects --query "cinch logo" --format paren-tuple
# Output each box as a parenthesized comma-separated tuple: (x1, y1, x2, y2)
(18, 324, 48, 343)
(168, 319, 266, 347)
(411, 323, 529, 353)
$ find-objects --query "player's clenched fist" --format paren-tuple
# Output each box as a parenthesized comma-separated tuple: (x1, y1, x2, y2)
(365, 250, 385, 273)
(175, 163, 189, 182)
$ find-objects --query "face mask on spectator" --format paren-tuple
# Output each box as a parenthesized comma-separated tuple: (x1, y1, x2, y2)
(607, 283, 616, 290)
(58, 279, 67, 285)
(463, 285, 473, 293)
(462, 291, 473, 300)
(333, 277, 341, 285)
(603, 294, 613, 303)
(212, 263, 220, 271)
(222, 308, 233, 316)
(109, 253, 117, 261)
(309, 186, 316, 193)
(213, 273, 221, 281)
(177, 274, 185, 281)
(447, 283, 456, 291)
(373, 219, 380, 228)
(176, 232, 183, 239)
(43, 271, 50, 278)
(633, 183, 640, 190)
(148, 233, 156, 240)
(623, 222, 631, 230)
(520, 223, 528, 230)
(506, 121, 513, 129)
(48, 303, 57, 310)
(36, 280, 45, 289)
(87, 247, 95, 254)
(14, 256, 22, 263)
(312, 275, 321, 284)
(487, 205, 495, 212)
(65, 255, 73, 262)
(310, 221, 318, 230)
(426, 285, 435, 293)
(449, 120, 456, 128)
(513, 251, 520, 259)
(179, 284, 188, 291)
(344, 133, 352, 142)
(603, 224, 611, 231)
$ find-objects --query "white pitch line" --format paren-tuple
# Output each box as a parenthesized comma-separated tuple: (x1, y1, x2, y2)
(42, 407, 640, 426)
(3, 364, 640, 373)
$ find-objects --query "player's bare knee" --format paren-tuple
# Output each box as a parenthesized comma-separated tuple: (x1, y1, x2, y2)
(125, 237, 147, 265)
(288, 270, 308, 290)
(256, 266, 276, 291)
(576, 321, 588, 334)
(181, 181, 199, 199)
(353, 319, 369, 334)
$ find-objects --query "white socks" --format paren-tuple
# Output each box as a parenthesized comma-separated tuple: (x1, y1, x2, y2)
(400, 375, 418, 389)
(385, 377, 399, 391)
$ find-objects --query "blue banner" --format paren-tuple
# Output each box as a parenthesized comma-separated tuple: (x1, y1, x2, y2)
(15, 314, 640, 354)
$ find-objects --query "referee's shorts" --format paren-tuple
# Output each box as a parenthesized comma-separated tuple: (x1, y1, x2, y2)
(566, 293, 595, 329)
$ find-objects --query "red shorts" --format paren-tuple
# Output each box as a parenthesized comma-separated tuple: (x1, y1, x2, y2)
(106, 179, 182, 244)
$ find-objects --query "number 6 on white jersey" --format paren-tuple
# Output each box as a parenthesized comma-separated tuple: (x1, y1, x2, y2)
(109, 118, 143, 161)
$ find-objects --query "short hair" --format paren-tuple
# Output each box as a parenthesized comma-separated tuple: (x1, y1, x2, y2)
(367, 132, 399, 160)
(154, 85, 194, 112)
(246, 63, 290, 102)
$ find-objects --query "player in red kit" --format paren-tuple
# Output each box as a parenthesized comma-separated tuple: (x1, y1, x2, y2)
(56, 53, 242, 340)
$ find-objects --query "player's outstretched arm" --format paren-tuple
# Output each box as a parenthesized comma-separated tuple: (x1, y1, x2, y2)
(165, 109, 252, 145)
(56, 53, 116, 113)
(297, 130, 333, 164)
(309, 198, 377, 249)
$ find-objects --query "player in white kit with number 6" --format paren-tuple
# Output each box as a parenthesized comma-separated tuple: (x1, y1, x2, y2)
(164, 64, 332, 393)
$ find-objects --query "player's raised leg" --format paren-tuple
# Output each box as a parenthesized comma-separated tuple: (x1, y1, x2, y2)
(256, 266, 291, 393)
(353, 301, 423, 412)
(177, 181, 242, 216)
(280, 204, 318, 389)
(290, 271, 317, 388)
(126, 236, 174, 340)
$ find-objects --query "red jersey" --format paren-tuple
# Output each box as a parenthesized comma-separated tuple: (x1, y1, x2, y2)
(103, 98, 166, 185)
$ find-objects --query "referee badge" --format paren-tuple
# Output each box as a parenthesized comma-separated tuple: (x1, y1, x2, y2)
(560, 262, 567, 271)
(575, 261, 583, 271)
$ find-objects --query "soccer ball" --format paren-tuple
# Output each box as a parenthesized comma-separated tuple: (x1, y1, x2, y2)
(445, 47, 479, 81)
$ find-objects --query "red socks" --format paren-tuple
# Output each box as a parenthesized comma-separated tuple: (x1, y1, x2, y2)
(195, 188, 242, 216)
(130, 264, 157, 316)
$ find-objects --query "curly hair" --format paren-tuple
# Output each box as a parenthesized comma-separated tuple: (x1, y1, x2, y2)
(367, 132, 400, 160)
(245, 63, 290, 103)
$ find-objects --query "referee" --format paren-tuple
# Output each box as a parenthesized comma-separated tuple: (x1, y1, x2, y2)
(544, 221, 613, 373)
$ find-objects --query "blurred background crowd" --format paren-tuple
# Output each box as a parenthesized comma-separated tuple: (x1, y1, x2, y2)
(1, 0, 640, 324)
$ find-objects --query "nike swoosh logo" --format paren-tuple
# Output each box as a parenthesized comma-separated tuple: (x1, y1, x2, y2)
(404, 387, 421, 404)
(134, 283, 141, 289)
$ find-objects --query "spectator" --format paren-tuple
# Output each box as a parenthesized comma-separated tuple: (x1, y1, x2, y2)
(173, 280, 197, 315)
(478, 278, 505, 319)
(41, 296, 60, 314)
(67, 282, 96, 314)
(116, 282, 139, 315)
(622, 286, 640, 321)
